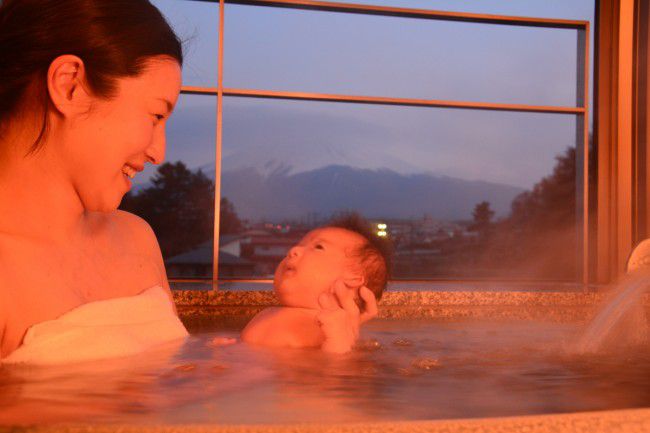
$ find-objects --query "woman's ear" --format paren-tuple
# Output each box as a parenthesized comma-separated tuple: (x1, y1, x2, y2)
(47, 55, 91, 117)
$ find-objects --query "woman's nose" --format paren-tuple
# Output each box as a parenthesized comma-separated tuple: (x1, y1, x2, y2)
(145, 128, 166, 165)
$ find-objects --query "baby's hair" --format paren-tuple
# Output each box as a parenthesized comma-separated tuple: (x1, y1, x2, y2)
(325, 212, 391, 303)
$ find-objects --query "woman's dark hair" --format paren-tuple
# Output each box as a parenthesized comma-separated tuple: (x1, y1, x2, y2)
(0, 0, 183, 153)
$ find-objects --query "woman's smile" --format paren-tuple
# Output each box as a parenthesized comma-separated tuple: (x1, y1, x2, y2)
(121, 165, 138, 179)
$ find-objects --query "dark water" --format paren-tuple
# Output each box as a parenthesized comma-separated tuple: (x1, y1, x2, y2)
(2, 319, 650, 425)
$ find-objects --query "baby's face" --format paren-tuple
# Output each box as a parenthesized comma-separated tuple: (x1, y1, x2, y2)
(274, 227, 365, 309)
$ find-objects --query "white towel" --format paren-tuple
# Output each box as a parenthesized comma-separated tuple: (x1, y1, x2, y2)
(2, 286, 189, 365)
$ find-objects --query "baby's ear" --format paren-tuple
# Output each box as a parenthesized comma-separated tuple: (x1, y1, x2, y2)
(341, 273, 367, 313)
(341, 273, 365, 289)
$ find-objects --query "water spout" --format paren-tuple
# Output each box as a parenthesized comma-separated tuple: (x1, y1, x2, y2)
(575, 240, 650, 353)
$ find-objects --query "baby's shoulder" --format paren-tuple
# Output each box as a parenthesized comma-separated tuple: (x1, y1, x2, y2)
(241, 307, 287, 339)
(255, 307, 318, 326)
(241, 307, 322, 348)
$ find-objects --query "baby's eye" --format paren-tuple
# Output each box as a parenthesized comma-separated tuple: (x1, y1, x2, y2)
(152, 114, 165, 124)
(315, 244, 325, 250)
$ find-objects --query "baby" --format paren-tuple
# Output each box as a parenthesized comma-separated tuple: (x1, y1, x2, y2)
(241, 215, 389, 353)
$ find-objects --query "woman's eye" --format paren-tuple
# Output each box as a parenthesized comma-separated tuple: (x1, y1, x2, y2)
(315, 244, 324, 250)
(152, 114, 165, 123)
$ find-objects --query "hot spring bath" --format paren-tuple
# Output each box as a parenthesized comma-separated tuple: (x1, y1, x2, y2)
(2, 289, 650, 432)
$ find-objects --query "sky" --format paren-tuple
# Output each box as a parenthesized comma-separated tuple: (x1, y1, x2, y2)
(143, 0, 595, 191)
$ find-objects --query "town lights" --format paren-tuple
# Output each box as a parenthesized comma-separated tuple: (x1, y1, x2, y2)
(377, 223, 388, 237)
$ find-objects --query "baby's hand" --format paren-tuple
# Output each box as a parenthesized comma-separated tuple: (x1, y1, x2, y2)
(316, 280, 378, 353)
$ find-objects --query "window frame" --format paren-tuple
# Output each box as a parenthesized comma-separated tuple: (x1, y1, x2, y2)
(173, 0, 592, 287)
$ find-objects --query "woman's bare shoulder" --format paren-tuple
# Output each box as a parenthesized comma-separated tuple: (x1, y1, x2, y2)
(100, 210, 174, 305)
(105, 210, 158, 245)
(101, 210, 165, 272)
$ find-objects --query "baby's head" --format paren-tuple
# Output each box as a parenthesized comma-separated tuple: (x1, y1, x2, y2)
(274, 214, 390, 310)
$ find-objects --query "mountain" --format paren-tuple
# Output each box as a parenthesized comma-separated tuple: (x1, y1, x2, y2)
(219, 101, 426, 177)
(219, 140, 424, 178)
(220, 164, 523, 221)
(133, 163, 523, 221)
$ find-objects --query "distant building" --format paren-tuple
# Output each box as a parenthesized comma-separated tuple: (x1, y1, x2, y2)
(165, 240, 255, 278)
(166, 227, 310, 279)
(241, 235, 303, 277)
(219, 234, 248, 257)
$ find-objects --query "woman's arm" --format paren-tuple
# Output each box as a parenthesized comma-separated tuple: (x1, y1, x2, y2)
(0, 290, 6, 359)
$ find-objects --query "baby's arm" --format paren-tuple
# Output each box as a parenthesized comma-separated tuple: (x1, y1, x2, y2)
(317, 283, 378, 353)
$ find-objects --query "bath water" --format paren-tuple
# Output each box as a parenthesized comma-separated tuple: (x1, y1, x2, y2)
(2, 319, 650, 425)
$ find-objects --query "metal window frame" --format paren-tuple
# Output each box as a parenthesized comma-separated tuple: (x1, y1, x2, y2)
(175, 0, 591, 287)
(595, 0, 647, 284)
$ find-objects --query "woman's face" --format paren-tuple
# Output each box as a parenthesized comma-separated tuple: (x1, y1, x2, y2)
(61, 57, 182, 212)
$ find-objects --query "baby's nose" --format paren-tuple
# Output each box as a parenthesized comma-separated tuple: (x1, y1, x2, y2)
(288, 245, 302, 258)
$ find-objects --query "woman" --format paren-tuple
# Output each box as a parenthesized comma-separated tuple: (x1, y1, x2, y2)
(0, 0, 186, 362)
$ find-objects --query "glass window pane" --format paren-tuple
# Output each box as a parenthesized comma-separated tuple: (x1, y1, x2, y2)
(219, 97, 579, 281)
(152, 0, 219, 87)
(299, 0, 593, 21)
(225, 5, 580, 106)
(120, 94, 216, 279)
(635, 0, 650, 242)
